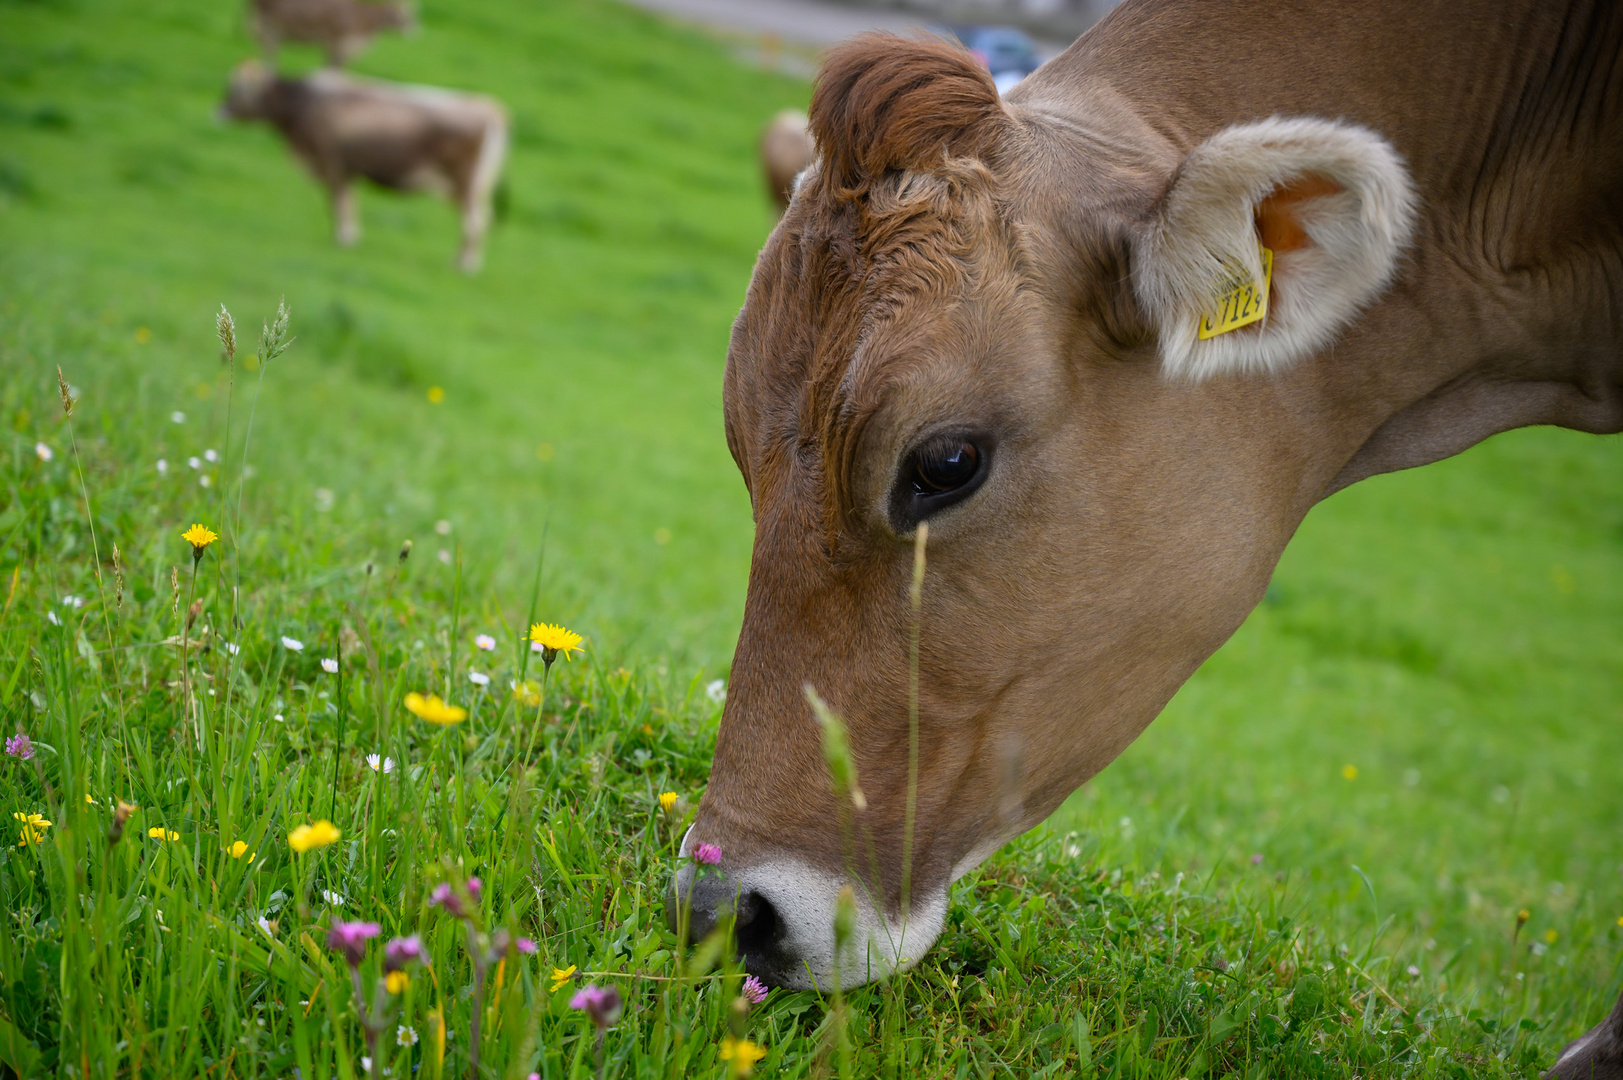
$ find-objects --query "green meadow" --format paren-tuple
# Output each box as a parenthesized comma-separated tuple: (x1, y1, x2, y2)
(1, 0, 1619, 1075)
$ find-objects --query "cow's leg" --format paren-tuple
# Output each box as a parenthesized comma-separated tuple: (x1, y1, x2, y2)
(457, 115, 507, 273)
(332, 181, 360, 247)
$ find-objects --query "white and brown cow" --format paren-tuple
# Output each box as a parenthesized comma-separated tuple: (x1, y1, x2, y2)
(675, 0, 1623, 1048)
(249, 0, 415, 68)
(222, 61, 507, 272)
(760, 109, 815, 218)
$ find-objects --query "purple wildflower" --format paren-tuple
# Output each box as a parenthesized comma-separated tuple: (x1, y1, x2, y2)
(516, 937, 538, 955)
(693, 843, 721, 866)
(466, 876, 482, 901)
(569, 984, 623, 1028)
(429, 881, 462, 917)
(4, 733, 34, 760)
(741, 974, 769, 1005)
(1250, 853, 1264, 865)
(327, 920, 380, 967)
(384, 935, 424, 973)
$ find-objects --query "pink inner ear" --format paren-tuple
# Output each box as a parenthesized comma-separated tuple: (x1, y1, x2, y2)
(1255, 176, 1344, 253)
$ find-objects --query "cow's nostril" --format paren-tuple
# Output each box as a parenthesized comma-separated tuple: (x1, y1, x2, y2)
(733, 889, 780, 955)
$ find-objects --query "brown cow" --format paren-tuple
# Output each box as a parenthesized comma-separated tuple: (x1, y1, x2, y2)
(249, 0, 414, 68)
(675, 0, 1623, 1023)
(222, 61, 507, 272)
(760, 110, 814, 217)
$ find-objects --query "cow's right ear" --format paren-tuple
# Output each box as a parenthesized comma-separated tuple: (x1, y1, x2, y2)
(809, 33, 1009, 198)
(1133, 116, 1417, 381)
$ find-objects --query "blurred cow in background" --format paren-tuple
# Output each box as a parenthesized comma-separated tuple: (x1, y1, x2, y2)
(760, 110, 814, 217)
(222, 61, 507, 273)
(250, 0, 415, 67)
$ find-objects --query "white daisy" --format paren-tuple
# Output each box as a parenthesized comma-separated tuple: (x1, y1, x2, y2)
(474, 634, 495, 651)
(47, 610, 60, 626)
(705, 679, 727, 704)
(204, 449, 219, 463)
(321, 657, 338, 674)
(366, 754, 395, 773)
(35, 442, 53, 462)
(434, 519, 451, 536)
(156, 458, 168, 475)
(187, 456, 201, 470)
(397, 1026, 419, 1047)
(62, 595, 83, 609)
(437, 549, 451, 564)
(468, 671, 490, 687)
(199, 475, 211, 488)
(281, 636, 304, 652)
(224, 642, 241, 656)
(170, 410, 185, 424)
(322, 890, 345, 906)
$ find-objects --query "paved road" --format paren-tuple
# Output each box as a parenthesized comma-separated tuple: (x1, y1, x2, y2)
(619, 0, 1073, 63)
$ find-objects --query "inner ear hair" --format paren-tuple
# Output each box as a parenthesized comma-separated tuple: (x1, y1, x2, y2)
(1134, 116, 1417, 381)
(809, 32, 1010, 199)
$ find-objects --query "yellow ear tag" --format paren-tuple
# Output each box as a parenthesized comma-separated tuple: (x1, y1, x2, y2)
(1197, 244, 1273, 339)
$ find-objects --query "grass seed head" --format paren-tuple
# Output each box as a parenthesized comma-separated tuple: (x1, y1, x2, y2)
(216, 304, 235, 363)
(56, 365, 75, 417)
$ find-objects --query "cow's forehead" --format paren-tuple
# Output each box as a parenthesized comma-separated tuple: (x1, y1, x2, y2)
(726, 164, 1028, 501)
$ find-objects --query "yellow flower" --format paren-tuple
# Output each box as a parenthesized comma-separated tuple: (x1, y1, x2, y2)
(288, 819, 341, 852)
(549, 965, 577, 993)
(1543, 928, 1558, 944)
(228, 840, 255, 861)
(529, 623, 584, 664)
(658, 792, 678, 813)
(385, 970, 410, 995)
(426, 386, 445, 404)
(404, 692, 468, 725)
(85, 793, 95, 805)
(511, 680, 541, 707)
(1517, 909, 1531, 925)
(1616, 916, 1623, 928)
(182, 523, 219, 561)
(718, 1036, 767, 1077)
(13, 812, 51, 847)
(1341, 764, 1358, 781)
(147, 827, 179, 841)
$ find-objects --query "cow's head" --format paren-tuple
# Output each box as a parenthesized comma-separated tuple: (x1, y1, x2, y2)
(221, 60, 276, 122)
(675, 34, 1416, 988)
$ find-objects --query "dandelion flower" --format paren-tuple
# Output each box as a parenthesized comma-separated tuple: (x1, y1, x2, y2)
(718, 1036, 767, 1077)
(34, 442, 53, 462)
(468, 671, 490, 687)
(228, 840, 255, 861)
(366, 754, 395, 774)
(550, 965, 577, 993)
(1341, 763, 1358, 781)
(147, 827, 179, 841)
(511, 680, 541, 707)
(13, 812, 51, 847)
(385, 970, 410, 994)
(426, 386, 445, 404)
(321, 657, 338, 674)
(1544, 928, 1558, 944)
(5, 733, 35, 760)
(404, 692, 467, 725)
(693, 843, 721, 866)
(658, 792, 678, 813)
(182, 523, 218, 562)
(741, 975, 768, 1005)
(474, 634, 495, 651)
(529, 623, 584, 665)
(397, 1025, 419, 1047)
(288, 819, 340, 852)
(281, 636, 304, 652)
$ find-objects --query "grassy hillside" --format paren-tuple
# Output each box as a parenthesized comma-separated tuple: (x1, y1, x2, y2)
(1, 0, 1620, 1075)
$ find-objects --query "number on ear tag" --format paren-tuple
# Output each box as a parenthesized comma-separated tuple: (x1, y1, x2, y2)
(1197, 245, 1273, 339)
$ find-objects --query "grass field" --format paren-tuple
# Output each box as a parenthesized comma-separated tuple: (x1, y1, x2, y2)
(1, 0, 1620, 1075)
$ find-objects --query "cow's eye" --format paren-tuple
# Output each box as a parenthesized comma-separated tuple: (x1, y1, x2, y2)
(913, 439, 980, 494)
(893, 433, 990, 528)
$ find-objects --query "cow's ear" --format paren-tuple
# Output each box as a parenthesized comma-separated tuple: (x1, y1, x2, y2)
(1133, 117, 1417, 381)
(809, 33, 1009, 197)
